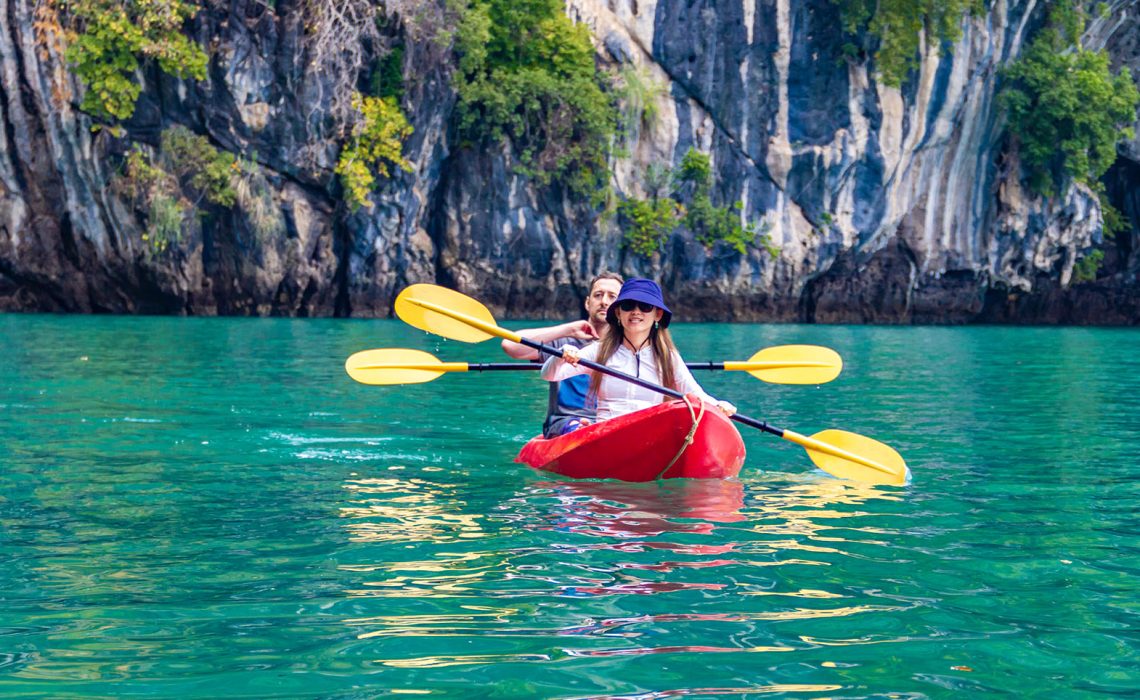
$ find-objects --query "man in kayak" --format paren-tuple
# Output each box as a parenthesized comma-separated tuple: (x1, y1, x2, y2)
(501, 272, 623, 437)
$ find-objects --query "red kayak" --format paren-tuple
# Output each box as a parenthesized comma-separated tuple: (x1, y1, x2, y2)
(516, 400, 746, 481)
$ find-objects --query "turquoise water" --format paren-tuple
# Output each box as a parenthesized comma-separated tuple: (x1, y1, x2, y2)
(1, 315, 1137, 697)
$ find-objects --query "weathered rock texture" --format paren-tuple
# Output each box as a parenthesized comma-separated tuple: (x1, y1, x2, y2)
(0, 0, 1137, 323)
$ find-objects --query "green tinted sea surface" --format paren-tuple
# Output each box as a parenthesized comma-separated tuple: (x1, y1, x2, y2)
(1, 315, 1137, 697)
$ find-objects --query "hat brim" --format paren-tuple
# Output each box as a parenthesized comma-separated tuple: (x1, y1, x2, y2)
(606, 294, 672, 328)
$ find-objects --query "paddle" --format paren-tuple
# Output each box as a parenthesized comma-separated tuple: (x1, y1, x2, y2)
(346, 345, 842, 386)
(392, 283, 909, 486)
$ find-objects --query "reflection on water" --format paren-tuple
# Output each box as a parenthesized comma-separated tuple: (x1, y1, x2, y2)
(525, 478, 747, 537)
(339, 474, 488, 543)
(336, 469, 919, 676)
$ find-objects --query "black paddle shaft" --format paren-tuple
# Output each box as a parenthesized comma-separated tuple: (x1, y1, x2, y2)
(523, 338, 785, 439)
(471, 361, 725, 371)
(468, 362, 543, 371)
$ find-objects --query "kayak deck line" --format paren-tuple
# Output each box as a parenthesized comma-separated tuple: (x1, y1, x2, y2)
(654, 395, 708, 480)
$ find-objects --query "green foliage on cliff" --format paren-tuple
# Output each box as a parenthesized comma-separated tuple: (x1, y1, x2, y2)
(999, 2, 1139, 198)
(832, 0, 983, 87)
(676, 150, 777, 256)
(1073, 249, 1104, 282)
(116, 126, 240, 254)
(620, 149, 778, 258)
(335, 94, 415, 211)
(161, 127, 237, 207)
(616, 65, 668, 141)
(453, 0, 617, 196)
(57, 0, 207, 121)
(371, 46, 405, 101)
(619, 197, 683, 257)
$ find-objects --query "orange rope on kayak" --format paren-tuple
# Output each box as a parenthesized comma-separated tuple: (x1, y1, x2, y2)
(656, 395, 706, 479)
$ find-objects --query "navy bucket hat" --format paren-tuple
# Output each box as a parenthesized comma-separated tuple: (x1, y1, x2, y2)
(606, 278, 672, 329)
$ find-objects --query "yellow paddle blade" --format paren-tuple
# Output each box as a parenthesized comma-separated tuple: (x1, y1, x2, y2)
(783, 429, 909, 486)
(394, 284, 500, 343)
(724, 345, 842, 384)
(345, 348, 469, 385)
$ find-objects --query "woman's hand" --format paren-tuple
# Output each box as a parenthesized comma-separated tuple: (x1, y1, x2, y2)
(562, 345, 581, 365)
(716, 400, 737, 417)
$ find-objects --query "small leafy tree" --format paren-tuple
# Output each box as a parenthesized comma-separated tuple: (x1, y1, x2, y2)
(619, 197, 683, 256)
(56, 0, 207, 121)
(335, 94, 415, 211)
(115, 127, 241, 254)
(1000, 3, 1139, 198)
(620, 149, 778, 258)
(453, 0, 617, 197)
(831, 0, 983, 87)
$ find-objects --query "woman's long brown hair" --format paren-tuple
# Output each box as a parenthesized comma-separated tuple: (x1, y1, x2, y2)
(588, 315, 678, 400)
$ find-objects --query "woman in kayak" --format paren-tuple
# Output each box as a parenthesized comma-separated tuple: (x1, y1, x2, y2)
(541, 277, 736, 429)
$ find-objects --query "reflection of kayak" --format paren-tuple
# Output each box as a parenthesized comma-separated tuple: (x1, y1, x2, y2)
(516, 400, 746, 481)
(535, 479, 747, 534)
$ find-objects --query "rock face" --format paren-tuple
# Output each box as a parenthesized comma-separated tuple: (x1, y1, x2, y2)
(0, 0, 1137, 323)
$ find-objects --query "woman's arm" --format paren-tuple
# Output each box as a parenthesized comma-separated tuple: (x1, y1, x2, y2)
(541, 342, 598, 381)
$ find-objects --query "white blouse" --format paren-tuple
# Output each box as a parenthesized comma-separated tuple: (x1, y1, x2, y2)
(541, 342, 715, 421)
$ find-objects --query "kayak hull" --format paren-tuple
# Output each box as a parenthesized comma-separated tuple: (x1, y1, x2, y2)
(515, 400, 746, 481)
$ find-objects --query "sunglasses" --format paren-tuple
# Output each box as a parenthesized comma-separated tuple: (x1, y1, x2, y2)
(617, 299, 657, 313)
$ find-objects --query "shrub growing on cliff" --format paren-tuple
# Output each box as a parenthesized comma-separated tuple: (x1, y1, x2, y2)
(616, 65, 668, 143)
(676, 150, 776, 256)
(999, 3, 1139, 198)
(832, 0, 983, 87)
(161, 127, 237, 207)
(453, 0, 617, 197)
(1073, 249, 1104, 282)
(620, 149, 778, 258)
(53, 0, 207, 122)
(335, 93, 415, 211)
(115, 127, 241, 254)
(619, 197, 683, 257)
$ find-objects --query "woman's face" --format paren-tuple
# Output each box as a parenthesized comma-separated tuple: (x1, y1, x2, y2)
(616, 302, 663, 334)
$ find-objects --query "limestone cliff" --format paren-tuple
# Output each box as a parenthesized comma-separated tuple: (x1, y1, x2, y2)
(0, 0, 1137, 323)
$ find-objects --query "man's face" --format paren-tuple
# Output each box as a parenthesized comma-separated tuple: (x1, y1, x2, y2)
(585, 278, 622, 325)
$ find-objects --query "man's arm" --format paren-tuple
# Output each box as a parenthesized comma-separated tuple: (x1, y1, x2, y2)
(500, 320, 598, 360)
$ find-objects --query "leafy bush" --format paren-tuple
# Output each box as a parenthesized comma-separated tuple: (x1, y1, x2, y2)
(371, 45, 405, 101)
(116, 127, 242, 254)
(619, 197, 682, 256)
(453, 0, 617, 197)
(832, 0, 983, 87)
(620, 149, 778, 257)
(58, 0, 207, 121)
(675, 150, 775, 256)
(335, 94, 415, 211)
(1073, 249, 1104, 282)
(161, 127, 237, 207)
(616, 65, 668, 141)
(999, 3, 1139, 197)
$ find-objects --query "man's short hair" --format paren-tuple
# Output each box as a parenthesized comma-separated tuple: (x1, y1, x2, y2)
(587, 271, 623, 293)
